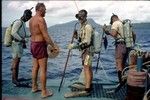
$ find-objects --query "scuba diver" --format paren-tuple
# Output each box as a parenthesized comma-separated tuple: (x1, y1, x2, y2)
(103, 14, 136, 84)
(11, 8, 32, 86)
(66, 9, 94, 97)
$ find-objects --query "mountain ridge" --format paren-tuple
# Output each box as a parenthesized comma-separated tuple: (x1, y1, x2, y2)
(2, 19, 150, 36)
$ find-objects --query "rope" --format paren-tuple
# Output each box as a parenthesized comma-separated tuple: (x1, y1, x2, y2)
(126, 61, 150, 69)
(99, 60, 110, 81)
(99, 59, 117, 83)
(121, 60, 150, 80)
(143, 89, 150, 100)
(73, 0, 79, 12)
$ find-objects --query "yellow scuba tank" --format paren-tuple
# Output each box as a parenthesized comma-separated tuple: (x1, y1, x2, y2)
(3, 25, 13, 47)
(3, 19, 22, 47)
(123, 19, 134, 48)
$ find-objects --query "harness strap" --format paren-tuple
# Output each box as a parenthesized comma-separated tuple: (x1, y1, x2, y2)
(12, 19, 26, 42)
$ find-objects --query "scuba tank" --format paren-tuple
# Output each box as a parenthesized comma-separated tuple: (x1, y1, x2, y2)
(92, 29, 103, 54)
(123, 19, 134, 48)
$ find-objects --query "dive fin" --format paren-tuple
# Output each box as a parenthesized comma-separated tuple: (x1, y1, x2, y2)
(68, 82, 85, 91)
(64, 91, 90, 98)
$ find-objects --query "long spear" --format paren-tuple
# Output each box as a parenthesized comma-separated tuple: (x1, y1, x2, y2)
(58, 22, 78, 92)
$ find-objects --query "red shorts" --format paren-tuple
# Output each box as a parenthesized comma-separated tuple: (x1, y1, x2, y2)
(31, 41, 48, 59)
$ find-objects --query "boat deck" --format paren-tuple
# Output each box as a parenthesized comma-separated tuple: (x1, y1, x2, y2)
(2, 79, 126, 100)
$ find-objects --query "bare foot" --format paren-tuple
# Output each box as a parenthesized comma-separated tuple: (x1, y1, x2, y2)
(32, 85, 41, 93)
(32, 88, 41, 93)
(41, 90, 53, 98)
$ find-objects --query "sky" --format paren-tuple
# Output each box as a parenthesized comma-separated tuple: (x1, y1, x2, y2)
(2, 1, 150, 27)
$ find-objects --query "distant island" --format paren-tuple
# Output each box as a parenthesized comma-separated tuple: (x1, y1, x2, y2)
(2, 18, 150, 41)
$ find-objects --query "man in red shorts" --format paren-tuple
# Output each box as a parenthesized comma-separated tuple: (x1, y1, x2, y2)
(29, 3, 57, 98)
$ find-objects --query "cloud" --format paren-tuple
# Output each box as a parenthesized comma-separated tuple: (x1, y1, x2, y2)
(2, 1, 150, 27)
(7, 1, 21, 9)
(7, 1, 36, 11)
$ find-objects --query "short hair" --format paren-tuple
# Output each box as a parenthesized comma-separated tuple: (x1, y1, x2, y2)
(110, 14, 118, 24)
(35, 3, 45, 11)
(111, 14, 118, 19)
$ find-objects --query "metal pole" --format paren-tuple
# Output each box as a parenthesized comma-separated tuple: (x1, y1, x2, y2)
(58, 22, 78, 92)
(95, 29, 105, 73)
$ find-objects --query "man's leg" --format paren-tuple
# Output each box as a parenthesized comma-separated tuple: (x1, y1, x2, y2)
(83, 54, 93, 92)
(11, 41, 23, 84)
(115, 44, 126, 83)
(32, 58, 40, 92)
(116, 58, 124, 83)
(38, 57, 53, 97)
(84, 65, 93, 90)
(11, 57, 20, 84)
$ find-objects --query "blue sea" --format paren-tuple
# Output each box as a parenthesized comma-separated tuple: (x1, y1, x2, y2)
(2, 23, 150, 86)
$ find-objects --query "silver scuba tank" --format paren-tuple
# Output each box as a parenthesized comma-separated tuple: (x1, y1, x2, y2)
(123, 19, 134, 48)
(92, 30, 103, 53)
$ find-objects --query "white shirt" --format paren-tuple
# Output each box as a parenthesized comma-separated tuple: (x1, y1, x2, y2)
(79, 21, 93, 45)
(11, 19, 30, 41)
(111, 20, 124, 41)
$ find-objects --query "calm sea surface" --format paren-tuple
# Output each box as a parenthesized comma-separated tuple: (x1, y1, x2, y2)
(2, 24, 150, 85)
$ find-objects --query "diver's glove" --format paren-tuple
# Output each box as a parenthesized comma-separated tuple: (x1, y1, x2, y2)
(67, 43, 79, 50)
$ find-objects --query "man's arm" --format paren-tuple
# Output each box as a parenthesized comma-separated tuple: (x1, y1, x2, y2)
(24, 24, 31, 38)
(38, 17, 54, 47)
(11, 20, 23, 41)
(110, 29, 118, 37)
(103, 25, 118, 38)
(68, 25, 93, 50)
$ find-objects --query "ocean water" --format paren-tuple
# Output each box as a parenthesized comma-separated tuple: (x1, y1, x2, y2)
(2, 23, 150, 86)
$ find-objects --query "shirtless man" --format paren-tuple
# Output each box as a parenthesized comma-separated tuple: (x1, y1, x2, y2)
(29, 3, 56, 98)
